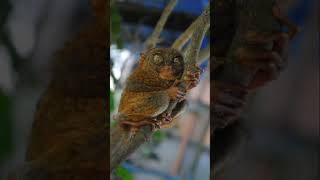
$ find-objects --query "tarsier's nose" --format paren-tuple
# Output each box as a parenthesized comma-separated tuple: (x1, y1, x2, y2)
(162, 65, 172, 71)
(159, 65, 175, 80)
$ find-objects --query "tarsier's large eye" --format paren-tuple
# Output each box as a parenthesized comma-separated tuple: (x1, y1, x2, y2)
(153, 54, 163, 64)
(173, 57, 181, 65)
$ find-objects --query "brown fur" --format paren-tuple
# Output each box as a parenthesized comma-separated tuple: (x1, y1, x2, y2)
(116, 48, 187, 132)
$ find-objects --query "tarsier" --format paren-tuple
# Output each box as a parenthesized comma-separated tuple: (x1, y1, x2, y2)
(115, 47, 202, 137)
(212, 0, 299, 175)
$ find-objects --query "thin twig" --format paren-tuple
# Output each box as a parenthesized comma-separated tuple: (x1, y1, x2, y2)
(171, 20, 197, 50)
(144, 0, 177, 49)
(181, 5, 210, 66)
(172, 9, 210, 50)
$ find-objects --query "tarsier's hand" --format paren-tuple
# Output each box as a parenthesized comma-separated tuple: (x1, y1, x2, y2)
(236, 31, 289, 90)
(184, 65, 203, 90)
(213, 31, 289, 128)
(167, 81, 186, 102)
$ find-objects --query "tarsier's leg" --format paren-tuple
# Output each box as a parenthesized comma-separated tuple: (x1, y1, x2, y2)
(159, 66, 202, 127)
(158, 100, 187, 128)
(119, 116, 161, 138)
(171, 100, 188, 118)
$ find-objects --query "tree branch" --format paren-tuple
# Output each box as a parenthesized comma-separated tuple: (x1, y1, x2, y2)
(172, 8, 210, 50)
(110, 0, 178, 171)
(166, 4, 210, 115)
(144, 0, 177, 49)
(198, 46, 210, 63)
(110, 2, 210, 172)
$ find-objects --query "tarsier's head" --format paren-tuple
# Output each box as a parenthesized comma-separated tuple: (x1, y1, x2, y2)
(140, 48, 184, 80)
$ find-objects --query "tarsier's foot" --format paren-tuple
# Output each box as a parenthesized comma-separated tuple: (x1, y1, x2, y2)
(235, 30, 290, 89)
(213, 82, 248, 128)
(158, 112, 173, 127)
(272, 5, 299, 40)
(184, 65, 204, 90)
(119, 118, 161, 137)
(234, 4, 298, 90)
(167, 82, 186, 102)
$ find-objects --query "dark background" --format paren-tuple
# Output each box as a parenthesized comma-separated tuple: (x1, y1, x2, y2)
(0, 0, 93, 178)
(0, 0, 318, 180)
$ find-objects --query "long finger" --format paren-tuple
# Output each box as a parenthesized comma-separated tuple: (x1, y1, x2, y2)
(216, 92, 246, 108)
(245, 31, 284, 45)
(235, 48, 282, 68)
(273, 33, 289, 71)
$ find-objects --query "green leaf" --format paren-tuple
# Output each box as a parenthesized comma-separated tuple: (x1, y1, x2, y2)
(111, 4, 123, 49)
(116, 38, 124, 49)
(111, 5, 121, 35)
(115, 165, 133, 180)
(0, 89, 13, 162)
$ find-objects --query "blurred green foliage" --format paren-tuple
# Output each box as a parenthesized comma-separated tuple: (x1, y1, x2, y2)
(110, 90, 115, 113)
(152, 131, 166, 143)
(0, 89, 13, 163)
(115, 165, 133, 180)
(111, 4, 123, 49)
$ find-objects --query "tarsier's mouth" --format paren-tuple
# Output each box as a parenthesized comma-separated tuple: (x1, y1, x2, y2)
(159, 66, 176, 80)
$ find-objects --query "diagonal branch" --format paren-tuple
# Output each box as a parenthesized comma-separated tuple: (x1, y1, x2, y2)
(110, 3, 210, 172)
(165, 4, 210, 115)
(110, 0, 178, 171)
(198, 46, 210, 63)
(172, 7, 210, 51)
(144, 0, 177, 49)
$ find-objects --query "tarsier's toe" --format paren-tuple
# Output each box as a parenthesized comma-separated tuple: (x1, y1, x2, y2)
(153, 120, 161, 130)
(168, 86, 186, 101)
(175, 90, 186, 101)
(234, 29, 291, 90)
(184, 67, 203, 90)
(185, 73, 200, 82)
(213, 84, 249, 128)
(163, 113, 173, 122)
(213, 104, 240, 128)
